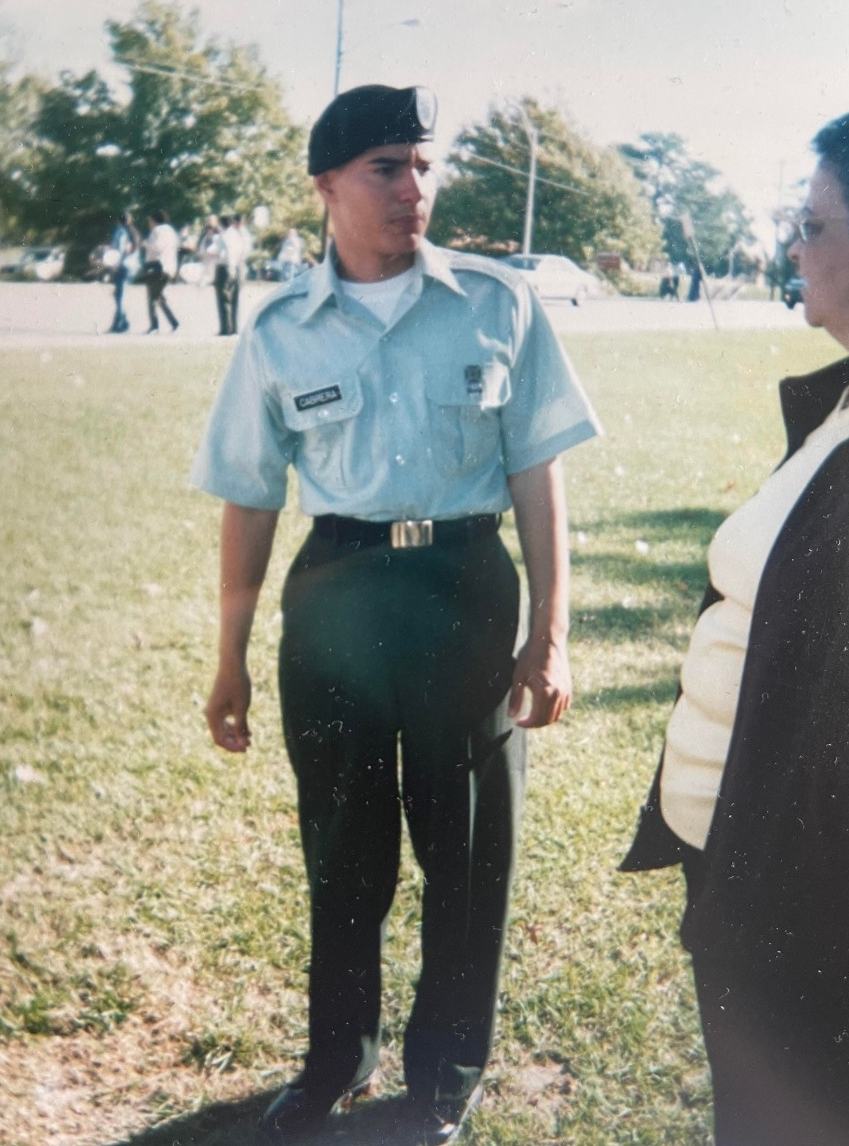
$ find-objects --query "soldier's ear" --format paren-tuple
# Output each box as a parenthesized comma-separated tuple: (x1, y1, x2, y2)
(314, 173, 335, 206)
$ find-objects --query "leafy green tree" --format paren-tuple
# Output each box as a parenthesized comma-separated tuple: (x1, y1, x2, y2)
(0, 62, 47, 240)
(429, 98, 661, 269)
(2, 1, 318, 274)
(619, 132, 755, 275)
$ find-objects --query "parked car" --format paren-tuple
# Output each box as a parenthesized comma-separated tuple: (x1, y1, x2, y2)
(782, 275, 805, 309)
(0, 251, 23, 277)
(501, 253, 600, 305)
(262, 255, 309, 283)
(3, 246, 67, 282)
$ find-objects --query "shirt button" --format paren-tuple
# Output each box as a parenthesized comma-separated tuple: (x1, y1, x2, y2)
(389, 392, 399, 404)
(395, 453, 405, 466)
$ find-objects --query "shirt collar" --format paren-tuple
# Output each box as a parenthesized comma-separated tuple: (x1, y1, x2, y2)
(298, 238, 465, 325)
(298, 253, 338, 324)
(415, 239, 466, 296)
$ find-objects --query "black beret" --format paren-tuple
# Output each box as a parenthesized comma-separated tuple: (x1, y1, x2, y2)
(308, 84, 437, 176)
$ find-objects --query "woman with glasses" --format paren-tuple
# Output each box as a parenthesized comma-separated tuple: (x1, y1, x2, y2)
(623, 111, 849, 1145)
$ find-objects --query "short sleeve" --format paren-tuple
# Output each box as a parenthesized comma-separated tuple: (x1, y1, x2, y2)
(190, 321, 294, 509)
(499, 285, 601, 474)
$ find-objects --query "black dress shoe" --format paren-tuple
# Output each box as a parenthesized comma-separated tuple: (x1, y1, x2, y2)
(407, 1082, 484, 1145)
(256, 1075, 374, 1144)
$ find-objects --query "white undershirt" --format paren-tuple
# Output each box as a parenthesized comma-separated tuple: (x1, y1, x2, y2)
(661, 392, 849, 849)
(337, 267, 416, 326)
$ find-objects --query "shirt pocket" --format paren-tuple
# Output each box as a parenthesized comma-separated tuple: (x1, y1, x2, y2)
(423, 359, 511, 469)
(274, 373, 364, 493)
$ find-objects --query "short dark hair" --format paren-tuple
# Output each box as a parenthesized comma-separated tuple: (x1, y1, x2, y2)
(813, 113, 849, 208)
(151, 208, 170, 225)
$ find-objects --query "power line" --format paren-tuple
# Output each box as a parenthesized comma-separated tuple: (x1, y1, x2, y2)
(460, 151, 594, 198)
(114, 56, 267, 94)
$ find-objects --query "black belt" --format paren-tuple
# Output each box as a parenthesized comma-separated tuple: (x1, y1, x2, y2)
(313, 513, 501, 549)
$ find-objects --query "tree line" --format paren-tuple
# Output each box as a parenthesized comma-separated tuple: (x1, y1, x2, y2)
(0, 0, 756, 279)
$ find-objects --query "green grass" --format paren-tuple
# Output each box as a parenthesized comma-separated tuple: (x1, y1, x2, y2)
(0, 329, 839, 1144)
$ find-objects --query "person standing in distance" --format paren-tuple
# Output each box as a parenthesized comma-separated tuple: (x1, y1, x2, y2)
(192, 84, 600, 1145)
(143, 209, 179, 333)
(213, 214, 242, 336)
(108, 211, 140, 333)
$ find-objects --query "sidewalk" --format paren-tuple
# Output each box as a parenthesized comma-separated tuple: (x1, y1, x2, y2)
(0, 280, 807, 345)
(0, 280, 275, 346)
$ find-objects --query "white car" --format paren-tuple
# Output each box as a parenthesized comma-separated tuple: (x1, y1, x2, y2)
(501, 253, 599, 305)
(19, 246, 66, 282)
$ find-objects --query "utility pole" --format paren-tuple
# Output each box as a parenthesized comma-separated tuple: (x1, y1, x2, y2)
(681, 211, 719, 330)
(333, 0, 345, 97)
(515, 105, 538, 255)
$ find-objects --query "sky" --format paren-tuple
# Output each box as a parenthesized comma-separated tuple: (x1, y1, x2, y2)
(2, 0, 849, 250)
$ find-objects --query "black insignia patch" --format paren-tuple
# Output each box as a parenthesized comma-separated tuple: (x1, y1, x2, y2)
(295, 385, 343, 411)
(465, 365, 483, 396)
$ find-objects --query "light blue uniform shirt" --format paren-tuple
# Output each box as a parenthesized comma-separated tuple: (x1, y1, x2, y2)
(191, 240, 601, 520)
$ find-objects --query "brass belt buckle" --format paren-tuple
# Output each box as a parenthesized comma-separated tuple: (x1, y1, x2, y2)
(390, 519, 433, 548)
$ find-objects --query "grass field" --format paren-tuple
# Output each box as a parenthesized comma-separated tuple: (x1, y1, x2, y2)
(0, 328, 839, 1146)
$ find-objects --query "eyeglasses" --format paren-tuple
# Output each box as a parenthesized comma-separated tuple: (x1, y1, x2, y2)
(782, 215, 849, 244)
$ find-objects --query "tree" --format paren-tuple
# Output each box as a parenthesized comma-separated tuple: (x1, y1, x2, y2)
(1, 1, 318, 273)
(0, 62, 47, 240)
(619, 132, 755, 276)
(429, 98, 661, 269)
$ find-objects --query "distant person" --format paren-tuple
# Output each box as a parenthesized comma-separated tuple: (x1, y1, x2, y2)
(623, 109, 849, 1145)
(177, 224, 196, 270)
(277, 226, 305, 282)
(143, 210, 179, 333)
(686, 262, 702, 301)
(213, 214, 242, 336)
(197, 215, 221, 288)
(658, 261, 680, 301)
(108, 211, 140, 333)
(234, 213, 253, 284)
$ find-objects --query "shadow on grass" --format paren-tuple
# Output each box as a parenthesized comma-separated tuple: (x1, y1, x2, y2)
(574, 507, 723, 576)
(584, 677, 679, 711)
(613, 507, 726, 539)
(573, 552, 708, 596)
(568, 508, 724, 643)
(572, 603, 675, 640)
(116, 1090, 431, 1146)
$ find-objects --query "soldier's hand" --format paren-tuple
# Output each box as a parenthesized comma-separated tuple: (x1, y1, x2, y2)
(508, 640, 573, 728)
(205, 662, 253, 752)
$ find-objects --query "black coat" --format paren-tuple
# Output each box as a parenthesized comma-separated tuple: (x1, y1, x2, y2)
(623, 357, 849, 977)
(618, 357, 847, 884)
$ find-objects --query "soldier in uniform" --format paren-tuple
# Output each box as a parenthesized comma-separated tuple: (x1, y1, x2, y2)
(192, 84, 600, 1144)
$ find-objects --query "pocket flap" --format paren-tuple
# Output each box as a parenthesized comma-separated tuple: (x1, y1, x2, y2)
(425, 360, 511, 409)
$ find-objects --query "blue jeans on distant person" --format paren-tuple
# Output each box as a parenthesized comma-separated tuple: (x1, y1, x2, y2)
(111, 264, 130, 332)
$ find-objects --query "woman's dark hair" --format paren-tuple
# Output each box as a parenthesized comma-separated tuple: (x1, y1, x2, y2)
(813, 114, 849, 207)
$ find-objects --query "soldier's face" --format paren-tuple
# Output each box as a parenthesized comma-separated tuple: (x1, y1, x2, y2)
(317, 142, 436, 278)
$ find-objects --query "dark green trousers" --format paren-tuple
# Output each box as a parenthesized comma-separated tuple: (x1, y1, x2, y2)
(279, 528, 526, 1103)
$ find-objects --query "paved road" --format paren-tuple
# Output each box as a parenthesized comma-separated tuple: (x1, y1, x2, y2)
(0, 280, 806, 347)
(543, 295, 806, 335)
